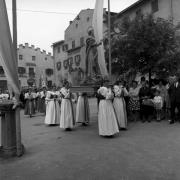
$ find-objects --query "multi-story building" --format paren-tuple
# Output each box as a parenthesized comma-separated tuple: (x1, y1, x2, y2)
(52, 40, 68, 87)
(53, 9, 116, 86)
(0, 43, 55, 90)
(113, 0, 180, 81)
(115, 0, 180, 25)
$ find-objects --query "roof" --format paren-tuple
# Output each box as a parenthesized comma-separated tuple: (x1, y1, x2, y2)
(52, 40, 65, 47)
(65, 9, 94, 32)
(116, 0, 147, 18)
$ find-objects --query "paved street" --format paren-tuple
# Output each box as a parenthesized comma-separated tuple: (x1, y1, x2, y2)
(1, 98, 180, 180)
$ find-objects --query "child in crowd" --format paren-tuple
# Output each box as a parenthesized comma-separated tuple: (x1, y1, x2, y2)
(153, 89, 163, 121)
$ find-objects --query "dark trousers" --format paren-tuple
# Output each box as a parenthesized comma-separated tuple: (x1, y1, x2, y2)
(170, 102, 180, 121)
(140, 104, 153, 121)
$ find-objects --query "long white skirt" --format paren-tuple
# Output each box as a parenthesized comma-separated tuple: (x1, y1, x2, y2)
(55, 101, 61, 124)
(113, 97, 127, 129)
(60, 99, 74, 129)
(45, 100, 60, 125)
(76, 96, 90, 123)
(98, 100, 119, 136)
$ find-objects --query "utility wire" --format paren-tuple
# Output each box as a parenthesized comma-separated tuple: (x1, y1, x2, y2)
(7, 8, 77, 15)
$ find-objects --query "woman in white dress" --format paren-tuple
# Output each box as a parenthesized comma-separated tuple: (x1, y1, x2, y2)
(98, 83, 119, 137)
(60, 82, 75, 131)
(44, 88, 60, 125)
(113, 81, 128, 130)
(76, 92, 90, 126)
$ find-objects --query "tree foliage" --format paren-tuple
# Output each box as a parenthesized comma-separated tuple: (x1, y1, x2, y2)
(110, 14, 179, 79)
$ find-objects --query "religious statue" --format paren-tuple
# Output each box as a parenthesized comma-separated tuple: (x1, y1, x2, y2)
(84, 28, 102, 84)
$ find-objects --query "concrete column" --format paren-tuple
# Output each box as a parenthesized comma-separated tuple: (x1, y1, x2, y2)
(0, 108, 17, 157)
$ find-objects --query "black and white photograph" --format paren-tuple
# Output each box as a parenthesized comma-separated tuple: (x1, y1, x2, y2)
(0, 0, 180, 179)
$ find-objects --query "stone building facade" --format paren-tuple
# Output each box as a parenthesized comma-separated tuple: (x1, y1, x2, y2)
(53, 9, 116, 86)
(115, 0, 180, 25)
(0, 43, 55, 90)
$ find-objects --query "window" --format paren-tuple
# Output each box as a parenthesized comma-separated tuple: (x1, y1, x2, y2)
(45, 69, 53, 76)
(76, 15, 80, 20)
(72, 40, 75, 49)
(136, 9, 142, 16)
(45, 57, 47, 61)
(151, 0, 159, 13)
(76, 24, 78, 28)
(56, 62, 61, 71)
(19, 55, 23, 60)
(87, 17, 90, 22)
(29, 67, 35, 77)
(63, 44, 68, 51)
(32, 56, 36, 61)
(80, 37, 84, 46)
(75, 55, 81, 66)
(69, 57, 73, 65)
(57, 46, 60, 53)
(18, 67, 26, 74)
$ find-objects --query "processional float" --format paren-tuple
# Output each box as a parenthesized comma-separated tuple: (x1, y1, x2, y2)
(70, 0, 111, 93)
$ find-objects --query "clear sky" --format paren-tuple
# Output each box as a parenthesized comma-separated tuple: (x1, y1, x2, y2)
(6, 0, 138, 53)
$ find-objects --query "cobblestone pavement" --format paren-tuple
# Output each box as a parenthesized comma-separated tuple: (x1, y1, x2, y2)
(1, 98, 180, 180)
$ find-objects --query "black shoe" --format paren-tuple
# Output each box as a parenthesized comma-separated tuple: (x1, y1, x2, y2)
(65, 128, 72, 131)
(120, 128, 127, 131)
(82, 123, 88, 126)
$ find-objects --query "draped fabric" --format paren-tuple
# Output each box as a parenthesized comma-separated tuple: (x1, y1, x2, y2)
(92, 0, 108, 78)
(0, 0, 20, 94)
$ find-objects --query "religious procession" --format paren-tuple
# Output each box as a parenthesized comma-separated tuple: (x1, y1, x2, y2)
(1, 0, 180, 179)
(3, 72, 175, 138)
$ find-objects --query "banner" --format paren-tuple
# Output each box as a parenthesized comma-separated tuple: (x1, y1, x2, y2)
(92, 0, 108, 77)
(0, 0, 20, 94)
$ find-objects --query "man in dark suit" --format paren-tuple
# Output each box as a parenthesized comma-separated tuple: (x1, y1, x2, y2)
(139, 77, 153, 122)
(168, 76, 180, 124)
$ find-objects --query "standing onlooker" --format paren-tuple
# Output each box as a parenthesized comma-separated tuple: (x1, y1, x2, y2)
(139, 77, 153, 122)
(168, 76, 180, 124)
(156, 79, 168, 119)
(24, 88, 35, 118)
(153, 89, 163, 121)
(128, 80, 140, 121)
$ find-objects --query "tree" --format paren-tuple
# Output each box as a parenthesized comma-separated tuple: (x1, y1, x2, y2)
(111, 14, 178, 82)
